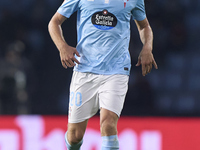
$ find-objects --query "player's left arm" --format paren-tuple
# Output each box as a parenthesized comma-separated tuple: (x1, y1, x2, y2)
(135, 18, 158, 76)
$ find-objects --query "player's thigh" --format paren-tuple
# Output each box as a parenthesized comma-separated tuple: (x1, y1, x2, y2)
(99, 74, 129, 117)
(100, 108, 119, 123)
(68, 71, 100, 123)
(68, 120, 88, 133)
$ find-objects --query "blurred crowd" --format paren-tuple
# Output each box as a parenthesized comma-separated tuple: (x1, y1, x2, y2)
(0, 0, 200, 116)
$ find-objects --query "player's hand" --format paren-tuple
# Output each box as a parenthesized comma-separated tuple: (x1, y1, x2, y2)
(59, 45, 80, 69)
(136, 47, 158, 76)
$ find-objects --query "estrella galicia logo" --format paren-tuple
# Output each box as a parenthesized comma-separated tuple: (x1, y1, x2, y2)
(91, 9, 117, 30)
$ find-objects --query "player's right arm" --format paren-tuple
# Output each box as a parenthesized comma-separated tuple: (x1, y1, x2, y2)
(48, 12, 80, 69)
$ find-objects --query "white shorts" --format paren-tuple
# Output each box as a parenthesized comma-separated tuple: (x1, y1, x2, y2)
(68, 71, 129, 123)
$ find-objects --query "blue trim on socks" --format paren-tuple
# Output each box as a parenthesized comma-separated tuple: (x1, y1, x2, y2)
(101, 135, 119, 150)
(65, 132, 83, 150)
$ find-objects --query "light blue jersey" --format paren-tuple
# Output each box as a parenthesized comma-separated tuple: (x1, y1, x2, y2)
(58, 0, 146, 75)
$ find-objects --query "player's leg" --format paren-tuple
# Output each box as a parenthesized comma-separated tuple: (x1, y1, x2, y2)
(100, 108, 118, 136)
(65, 120, 88, 150)
(65, 71, 100, 149)
(100, 108, 119, 150)
(99, 74, 129, 150)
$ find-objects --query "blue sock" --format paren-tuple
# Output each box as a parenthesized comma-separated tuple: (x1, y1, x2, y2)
(101, 135, 119, 150)
(65, 132, 83, 150)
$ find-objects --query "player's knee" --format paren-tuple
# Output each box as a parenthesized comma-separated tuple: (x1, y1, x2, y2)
(67, 129, 84, 145)
(100, 117, 117, 135)
(101, 121, 116, 134)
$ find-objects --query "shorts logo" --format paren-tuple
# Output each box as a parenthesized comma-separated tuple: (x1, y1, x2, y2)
(91, 9, 117, 30)
(123, 0, 129, 8)
(69, 106, 72, 117)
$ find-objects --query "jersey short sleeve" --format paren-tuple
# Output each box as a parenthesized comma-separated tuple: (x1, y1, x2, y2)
(57, 0, 80, 18)
(132, 0, 146, 21)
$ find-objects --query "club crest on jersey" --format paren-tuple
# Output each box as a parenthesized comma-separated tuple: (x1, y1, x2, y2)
(103, 10, 108, 15)
(91, 9, 117, 30)
(123, 0, 129, 8)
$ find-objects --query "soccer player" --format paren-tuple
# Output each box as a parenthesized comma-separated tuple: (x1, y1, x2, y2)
(48, 0, 158, 149)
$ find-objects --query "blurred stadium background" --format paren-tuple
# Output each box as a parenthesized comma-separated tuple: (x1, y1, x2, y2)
(0, 0, 200, 150)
